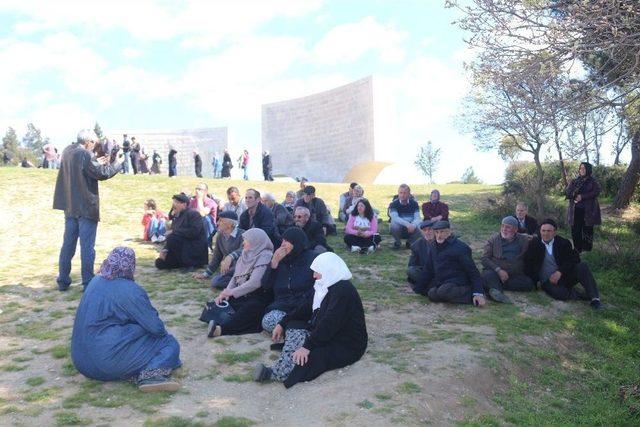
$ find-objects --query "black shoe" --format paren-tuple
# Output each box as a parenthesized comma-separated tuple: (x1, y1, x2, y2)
(590, 299, 603, 310)
(270, 342, 284, 351)
(207, 320, 218, 338)
(489, 288, 512, 304)
(57, 283, 70, 292)
(253, 364, 272, 382)
(138, 375, 181, 392)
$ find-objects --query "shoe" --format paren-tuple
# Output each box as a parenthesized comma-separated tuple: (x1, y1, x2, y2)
(207, 320, 220, 338)
(367, 245, 375, 254)
(156, 235, 166, 243)
(392, 242, 401, 250)
(58, 284, 70, 292)
(570, 289, 589, 301)
(151, 235, 158, 243)
(270, 342, 284, 351)
(590, 299, 603, 310)
(138, 376, 181, 392)
(489, 288, 512, 304)
(405, 241, 411, 249)
(351, 246, 361, 253)
(253, 364, 272, 383)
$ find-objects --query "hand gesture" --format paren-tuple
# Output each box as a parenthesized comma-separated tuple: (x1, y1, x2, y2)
(292, 347, 310, 366)
(473, 295, 486, 308)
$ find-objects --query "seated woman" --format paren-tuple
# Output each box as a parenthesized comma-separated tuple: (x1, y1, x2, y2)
(261, 227, 318, 333)
(344, 198, 381, 254)
(254, 252, 368, 388)
(283, 191, 297, 214)
(141, 199, 168, 243)
(207, 228, 274, 338)
(71, 247, 181, 392)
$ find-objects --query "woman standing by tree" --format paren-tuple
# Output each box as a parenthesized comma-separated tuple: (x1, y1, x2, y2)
(565, 162, 601, 252)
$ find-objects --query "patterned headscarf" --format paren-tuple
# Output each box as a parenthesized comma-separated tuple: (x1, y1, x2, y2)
(99, 246, 136, 281)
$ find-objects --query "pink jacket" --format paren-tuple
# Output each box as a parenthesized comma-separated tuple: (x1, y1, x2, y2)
(345, 214, 378, 237)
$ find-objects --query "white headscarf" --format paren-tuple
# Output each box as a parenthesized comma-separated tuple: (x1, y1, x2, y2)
(310, 252, 352, 311)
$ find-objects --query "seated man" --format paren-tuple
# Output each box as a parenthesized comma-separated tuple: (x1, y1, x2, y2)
(512, 201, 538, 236)
(155, 193, 208, 271)
(421, 189, 449, 221)
(222, 186, 247, 217)
(424, 221, 486, 306)
(294, 206, 332, 253)
(189, 182, 218, 246)
(239, 188, 277, 247)
(193, 211, 245, 289)
(481, 216, 534, 304)
(294, 185, 336, 235)
(388, 184, 421, 249)
(262, 192, 294, 240)
(407, 220, 435, 295)
(295, 177, 308, 200)
(524, 219, 602, 309)
(338, 182, 358, 222)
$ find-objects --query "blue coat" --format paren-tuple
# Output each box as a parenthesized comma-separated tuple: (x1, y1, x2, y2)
(424, 236, 483, 294)
(71, 276, 181, 381)
(263, 249, 318, 313)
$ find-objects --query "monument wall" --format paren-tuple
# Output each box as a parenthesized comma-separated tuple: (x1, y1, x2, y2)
(106, 127, 228, 177)
(262, 76, 375, 183)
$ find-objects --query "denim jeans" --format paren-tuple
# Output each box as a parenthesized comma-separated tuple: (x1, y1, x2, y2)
(123, 152, 131, 173)
(57, 216, 98, 290)
(149, 218, 166, 238)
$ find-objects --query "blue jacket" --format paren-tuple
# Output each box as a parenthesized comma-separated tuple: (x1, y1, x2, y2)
(425, 236, 483, 294)
(264, 249, 318, 313)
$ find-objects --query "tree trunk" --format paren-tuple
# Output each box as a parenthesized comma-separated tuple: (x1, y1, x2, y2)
(553, 126, 568, 186)
(533, 149, 546, 218)
(613, 128, 640, 208)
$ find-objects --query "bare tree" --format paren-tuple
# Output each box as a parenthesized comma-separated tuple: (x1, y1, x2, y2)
(414, 140, 441, 183)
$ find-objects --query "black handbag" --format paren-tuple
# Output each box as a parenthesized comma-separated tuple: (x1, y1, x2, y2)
(199, 300, 235, 325)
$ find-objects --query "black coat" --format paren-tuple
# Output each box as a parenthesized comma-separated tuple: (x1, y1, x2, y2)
(279, 280, 368, 388)
(168, 150, 177, 168)
(524, 235, 580, 286)
(166, 208, 208, 267)
(263, 249, 317, 313)
(424, 236, 483, 294)
(272, 203, 294, 239)
(221, 153, 232, 178)
(239, 203, 277, 246)
(53, 143, 122, 222)
(302, 220, 332, 252)
(294, 197, 328, 224)
(512, 214, 539, 236)
(194, 154, 202, 177)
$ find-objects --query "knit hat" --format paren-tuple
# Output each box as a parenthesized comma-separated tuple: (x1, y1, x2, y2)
(501, 216, 519, 228)
(218, 210, 238, 221)
(432, 220, 450, 230)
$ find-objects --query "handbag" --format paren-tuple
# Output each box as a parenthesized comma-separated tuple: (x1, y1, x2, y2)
(199, 300, 236, 325)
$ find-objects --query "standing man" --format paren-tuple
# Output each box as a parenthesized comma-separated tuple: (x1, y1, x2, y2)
(262, 150, 273, 181)
(168, 148, 177, 177)
(121, 134, 131, 174)
(194, 150, 203, 178)
(53, 129, 122, 291)
(130, 136, 141, 175)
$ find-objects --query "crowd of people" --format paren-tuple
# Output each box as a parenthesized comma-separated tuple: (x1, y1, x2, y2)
(54, 129, 604, 394)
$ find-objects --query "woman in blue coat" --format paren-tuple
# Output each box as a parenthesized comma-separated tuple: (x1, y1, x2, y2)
(71, 247, 182, 392)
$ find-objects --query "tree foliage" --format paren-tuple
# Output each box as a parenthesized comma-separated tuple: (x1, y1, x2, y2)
(414, 140, 441, 183)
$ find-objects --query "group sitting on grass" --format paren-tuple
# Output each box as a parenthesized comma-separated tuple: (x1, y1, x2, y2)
(71, 178, 603, 394)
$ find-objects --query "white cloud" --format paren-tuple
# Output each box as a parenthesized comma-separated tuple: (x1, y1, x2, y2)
(121, 47, 142, 59)
(313, 16, 408, 65)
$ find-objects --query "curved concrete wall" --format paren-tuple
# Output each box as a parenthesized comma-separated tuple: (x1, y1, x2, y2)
(262, 76, 375, 183)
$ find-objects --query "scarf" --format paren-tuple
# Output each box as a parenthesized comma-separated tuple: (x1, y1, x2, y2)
(310, 252, 352, 311)
(233, 228, 274, 279)
(99, 246, 136, 281)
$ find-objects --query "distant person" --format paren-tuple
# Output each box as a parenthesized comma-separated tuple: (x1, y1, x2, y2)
(150, 150, 162, 174)
(388, 184, 421, 249)
(565, 162, 601, 252)
(239, 189, 277, 246)
(222, 186, 247, 217)
(421, 189, 449, 222)
(20, 157, 35, 168)
(193, 211, 244, 289)
(481, 216, 534, 304)
(53, 129, 123, 291)
(194, 150, 203, 178)
(254, 252, 367, 388)
(43, 142, 58, 169)
(262, 192, 294, 240)
(339, 183, 358, 222)
(524, 219, 602, 309)
(139, 147, 150, 174)
(407, 220, 436, 295)
(2, 151, 11, 165)
(512, 202, 538, 236)
(239, 149, 249, 180)
(130, 137, 141, 174)
(141, 199, 168, 243)
(283, 191, 296, 214)
(122, 134, 131, 174)
(296, 178, 308, 199)
(423, 221, 486, 306)
(212, 152, 221, 178)
(262, 150, 273, 181)
(168, 148, 177, 177)
(155, 194, 208, 271)
(71, 247, 182, 392)
(221, 149, 233, 178)
(294, 206, 332, 253)
(343, 198, 381, 254)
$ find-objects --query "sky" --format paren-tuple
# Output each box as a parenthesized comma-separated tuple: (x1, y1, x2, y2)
(0, 0, 511, 183)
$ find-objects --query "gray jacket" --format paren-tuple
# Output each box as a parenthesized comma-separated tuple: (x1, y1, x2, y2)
(481, 232, 531, 275)
(53, 143, 122, 222)
(205, 227, 245, 276)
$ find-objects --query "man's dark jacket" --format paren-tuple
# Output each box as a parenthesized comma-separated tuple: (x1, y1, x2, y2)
(423, 236, 483, 294)
(239, 202, 277, 244)
(302, 220, 332, 252)
(511, 214, 539, 236)
(53, 143, 122, 222)
(166, 208, 209, 267)
(524, 235, 580, 286)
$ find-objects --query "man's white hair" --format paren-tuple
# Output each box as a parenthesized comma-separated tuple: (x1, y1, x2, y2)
(295, 206, 310, 217)
(262, 192, 276, 202)
(77, 129, 98, 145)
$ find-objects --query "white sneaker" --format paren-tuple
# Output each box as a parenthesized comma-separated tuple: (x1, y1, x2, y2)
(156, 235, 166, 243)
(351, 246, 361, 253)
(367, 245, 375, 254)
(151, 235, 158, 243)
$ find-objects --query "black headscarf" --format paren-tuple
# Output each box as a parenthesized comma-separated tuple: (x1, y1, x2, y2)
(580, 162, 593, 177)
(281, 227, 308, 260)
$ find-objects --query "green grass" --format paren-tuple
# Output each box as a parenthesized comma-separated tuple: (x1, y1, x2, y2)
(214, 350, 262, 365)
(25, 376, 45, 387)
(54, 411, 90, 426)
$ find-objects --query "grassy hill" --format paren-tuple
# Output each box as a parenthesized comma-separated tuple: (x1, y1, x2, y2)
(0, 168, 638, 426)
